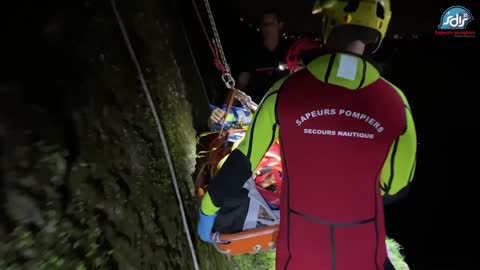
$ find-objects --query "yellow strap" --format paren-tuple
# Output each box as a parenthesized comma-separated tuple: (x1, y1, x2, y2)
(196, 131, 219, 144)
(199, 131, 217, 137)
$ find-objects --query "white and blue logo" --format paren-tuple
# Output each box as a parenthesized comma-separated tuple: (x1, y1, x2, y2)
(438, 6, 474, 30)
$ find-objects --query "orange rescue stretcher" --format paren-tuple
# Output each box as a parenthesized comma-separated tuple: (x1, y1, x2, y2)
(195, 129, 281, 256)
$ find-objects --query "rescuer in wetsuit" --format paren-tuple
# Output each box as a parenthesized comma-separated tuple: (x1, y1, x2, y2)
(198, 1, 417, 269)
(236, 9, 291, 104)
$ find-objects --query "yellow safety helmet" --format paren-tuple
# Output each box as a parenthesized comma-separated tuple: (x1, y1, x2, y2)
(313, 0, 392, 52)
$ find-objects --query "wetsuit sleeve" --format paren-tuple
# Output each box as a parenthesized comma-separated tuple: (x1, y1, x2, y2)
(380, 83, 417, 205)
(200, 79, 285, 215)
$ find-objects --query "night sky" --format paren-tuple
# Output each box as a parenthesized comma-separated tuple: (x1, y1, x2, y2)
(228, 0, 478, 37)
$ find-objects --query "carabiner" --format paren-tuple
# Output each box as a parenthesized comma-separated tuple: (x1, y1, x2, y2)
(221, 73, 236, 89)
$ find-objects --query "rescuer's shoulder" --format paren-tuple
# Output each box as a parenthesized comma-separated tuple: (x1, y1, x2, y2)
(259, 75, 290, 103)
(380, 77, 411, 108)
(270, 75, 290, 92)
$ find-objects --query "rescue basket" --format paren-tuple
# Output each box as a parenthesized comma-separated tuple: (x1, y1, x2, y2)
(195, 129, 282, 255)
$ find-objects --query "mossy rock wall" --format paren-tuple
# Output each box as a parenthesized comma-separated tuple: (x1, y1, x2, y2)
(0, 0, 231, 269)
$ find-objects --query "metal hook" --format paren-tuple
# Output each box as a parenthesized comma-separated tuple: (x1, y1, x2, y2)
(221, 73, 236, 89)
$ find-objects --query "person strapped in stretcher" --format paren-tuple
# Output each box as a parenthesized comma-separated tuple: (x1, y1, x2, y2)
(197, 32, 411, 270)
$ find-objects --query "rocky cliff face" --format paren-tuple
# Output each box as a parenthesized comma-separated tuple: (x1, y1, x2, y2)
(0, 0, 230, 269)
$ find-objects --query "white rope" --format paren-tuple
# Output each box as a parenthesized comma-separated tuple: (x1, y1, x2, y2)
(110, 1, 200, 269)
(203, 0, 230, 74)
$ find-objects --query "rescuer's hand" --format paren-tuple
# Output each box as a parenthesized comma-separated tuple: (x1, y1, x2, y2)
(210, 108, 226, 123)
